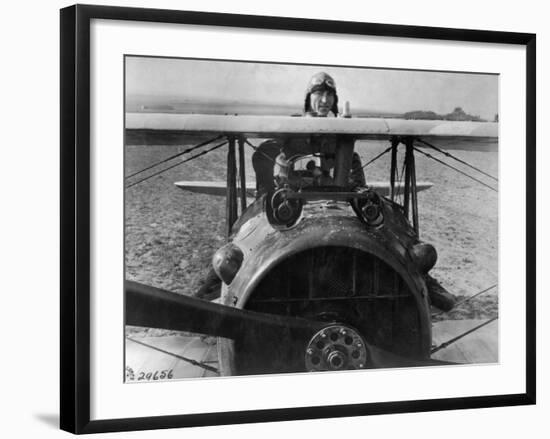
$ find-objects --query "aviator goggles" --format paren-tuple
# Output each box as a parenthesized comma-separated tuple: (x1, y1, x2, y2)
(307, 75, 336, 93)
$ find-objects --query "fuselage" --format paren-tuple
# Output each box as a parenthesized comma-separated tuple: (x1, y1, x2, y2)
(217, 193, 433, 375)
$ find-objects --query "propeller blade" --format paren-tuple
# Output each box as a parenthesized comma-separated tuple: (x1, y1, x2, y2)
(126, 280, 457, 369)
(367, 343, 457, 368)
(125, 280, 325, 341)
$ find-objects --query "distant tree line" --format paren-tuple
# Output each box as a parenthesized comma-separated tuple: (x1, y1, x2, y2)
(403, 107, 486, 122)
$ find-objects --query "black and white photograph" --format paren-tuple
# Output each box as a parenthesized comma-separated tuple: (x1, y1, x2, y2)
(124, 57, 499, 380)
(49, 1, 538, 436)
(1, 0, 545, 436)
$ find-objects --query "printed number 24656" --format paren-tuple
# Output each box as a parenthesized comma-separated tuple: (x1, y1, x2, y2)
(134, 370, 174, 381)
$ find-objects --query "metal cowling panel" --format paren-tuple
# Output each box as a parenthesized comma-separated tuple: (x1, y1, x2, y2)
(229, 220, 431, 355)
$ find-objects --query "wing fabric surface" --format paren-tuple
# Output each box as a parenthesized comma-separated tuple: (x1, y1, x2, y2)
(174, 180, 433, 197)
(126, 113, 498, 142)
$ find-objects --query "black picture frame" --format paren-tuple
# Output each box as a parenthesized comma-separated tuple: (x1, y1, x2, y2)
(60, 4, 536, 434)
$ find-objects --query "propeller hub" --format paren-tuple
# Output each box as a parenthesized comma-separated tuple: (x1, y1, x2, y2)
(326, 350, 346, 370)
(305, 324, 368, 372)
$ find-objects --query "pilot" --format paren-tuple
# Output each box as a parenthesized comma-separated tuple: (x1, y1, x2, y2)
(304, 71, 340, 117)
(252, 72, 365, 196)
(198, 73, 364, 301)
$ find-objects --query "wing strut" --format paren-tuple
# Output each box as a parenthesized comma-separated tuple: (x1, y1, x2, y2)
(238, 137, 247, 212)
(407, 138, 420, 235)
(392, 136, 420, 236)
(390, 137, 399, 202)
(226, 136, 238, 236)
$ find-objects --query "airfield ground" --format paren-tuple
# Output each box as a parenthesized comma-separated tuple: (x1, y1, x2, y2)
(125, 137, 499, 336)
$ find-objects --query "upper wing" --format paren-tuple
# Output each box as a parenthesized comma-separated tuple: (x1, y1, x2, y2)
(126, 113, 498, 142)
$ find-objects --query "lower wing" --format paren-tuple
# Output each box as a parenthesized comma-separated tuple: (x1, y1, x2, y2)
(174, 180, 433, 197)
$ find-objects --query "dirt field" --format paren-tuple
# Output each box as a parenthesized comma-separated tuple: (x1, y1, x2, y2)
(125, 136, 498, 332)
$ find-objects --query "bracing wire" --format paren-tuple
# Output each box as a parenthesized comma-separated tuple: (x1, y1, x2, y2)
(125, 140, 227, 189)
(430, 316, 498, 354)
(431, 284, 497, 318)
(361, 145, 393, 170)
(430, 284, 498, 353)
(125, 135, 223, 180)
(417, 138, 498, 182)
(413, 146, 498, 192)
(126, 337, 218, 373)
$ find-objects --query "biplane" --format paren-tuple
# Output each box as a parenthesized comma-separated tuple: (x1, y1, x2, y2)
(124, 113, 498, 379)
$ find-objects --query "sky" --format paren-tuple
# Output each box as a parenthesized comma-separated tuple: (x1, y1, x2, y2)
(125, 56, 498, 120)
